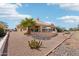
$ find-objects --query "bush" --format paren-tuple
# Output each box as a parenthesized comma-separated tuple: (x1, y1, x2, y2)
(0, 28, 6, 37)
(24, 32, 27, 35)
(28, 40, 42, 49)
(55, 27, 63, 32)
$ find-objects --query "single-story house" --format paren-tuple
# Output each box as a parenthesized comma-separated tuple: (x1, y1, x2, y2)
(16, 18, 57, 32)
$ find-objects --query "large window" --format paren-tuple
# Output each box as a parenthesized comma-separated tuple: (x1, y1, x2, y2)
(42, 26, 52, 32)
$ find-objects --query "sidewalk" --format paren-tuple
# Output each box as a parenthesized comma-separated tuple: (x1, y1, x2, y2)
(7, 32, 70, 56)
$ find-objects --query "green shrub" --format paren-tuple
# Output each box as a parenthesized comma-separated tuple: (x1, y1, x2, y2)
(0, 28, 6, 37)
(28, 40, 42, 49)
(55, 27, 63, 32)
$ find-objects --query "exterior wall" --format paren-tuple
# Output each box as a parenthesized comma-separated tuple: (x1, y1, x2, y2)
(16, 21, 56, 32)
(31, 26, 40, 32)
(17, 27, 28, 32)
(17, 26, 56, 32)
(31, 25, 56, 32)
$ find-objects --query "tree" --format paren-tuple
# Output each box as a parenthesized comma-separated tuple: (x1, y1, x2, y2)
(77, 24, 79, 30)
(0, 21, 8, 29)
(0, 28, 6, 37)
(20, 18, 36, 34)
(0, 21, 7, 37)
(78, 24, 79, 28)
(55, 26, 64, 32)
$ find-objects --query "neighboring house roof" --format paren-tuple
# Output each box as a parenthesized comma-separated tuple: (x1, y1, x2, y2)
(0, 21, 8, 29)
(16, 18, 55, 29)
(34, 18, 55, 27)
(0, 24, 4, 28)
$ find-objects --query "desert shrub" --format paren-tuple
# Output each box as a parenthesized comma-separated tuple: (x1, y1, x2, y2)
(0, 28, 6, 37)
(28, 40, 42, 49)
(24, 32, 27, 35)
(24, 32, 31, 35)
(64, 31, 70, 34)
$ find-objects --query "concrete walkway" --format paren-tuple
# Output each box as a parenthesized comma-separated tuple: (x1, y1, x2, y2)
(6, 32, 70, 56)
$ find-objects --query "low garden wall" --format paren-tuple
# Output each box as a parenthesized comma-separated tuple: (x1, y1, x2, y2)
(0, 32, 9, 56)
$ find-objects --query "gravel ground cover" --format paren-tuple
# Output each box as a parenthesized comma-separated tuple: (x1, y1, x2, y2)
(49, 31, 79, 56)
(6, 32, 69, 56)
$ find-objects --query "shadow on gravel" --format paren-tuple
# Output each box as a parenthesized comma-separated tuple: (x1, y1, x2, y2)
(31, 33, 58, 40)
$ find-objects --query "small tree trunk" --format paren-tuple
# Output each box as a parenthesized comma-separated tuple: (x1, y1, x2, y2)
(27, 27, 31, 35)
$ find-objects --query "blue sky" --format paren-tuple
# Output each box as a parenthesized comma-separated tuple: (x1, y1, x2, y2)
(0, 3, 79, 29)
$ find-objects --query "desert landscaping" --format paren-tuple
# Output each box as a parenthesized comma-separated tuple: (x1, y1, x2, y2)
(1, 3, 79, 56)
(1, 30, 74, 56)
(1, 17, 79, 56)
(49, 31, 79, 56)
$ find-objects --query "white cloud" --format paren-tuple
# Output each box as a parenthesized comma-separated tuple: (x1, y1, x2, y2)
(45, 21, 51, 24)
(16, 3, 22, 7)
(47, 3, 79, 11)
(46, 16, 49, 18)
(58, 3, 79, 11)
(47, 3, 55, 6)
(59, 16, 79, 23)
(0, 3, 31, 20)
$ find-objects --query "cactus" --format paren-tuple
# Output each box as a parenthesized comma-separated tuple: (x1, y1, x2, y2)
(28, 39, 42, 49)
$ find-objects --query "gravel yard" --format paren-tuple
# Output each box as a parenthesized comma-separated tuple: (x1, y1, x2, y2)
(49, 31, 79, 56)
(6, 32, 69, 56)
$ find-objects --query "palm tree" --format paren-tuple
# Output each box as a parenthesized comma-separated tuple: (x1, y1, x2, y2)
(20, 18, 36, 34)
